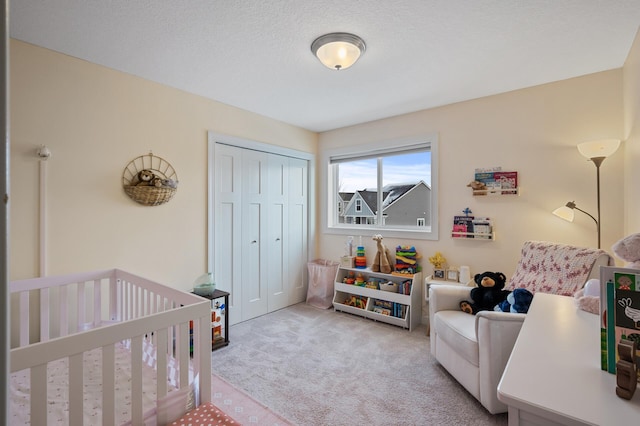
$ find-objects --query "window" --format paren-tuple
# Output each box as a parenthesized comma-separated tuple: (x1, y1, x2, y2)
(323, 136, 439, 240)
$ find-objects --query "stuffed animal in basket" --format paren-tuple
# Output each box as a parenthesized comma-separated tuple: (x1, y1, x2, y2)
(371, 234, 393, 274)
(136, 169, 156, 186)
(460, 271, 509, 315)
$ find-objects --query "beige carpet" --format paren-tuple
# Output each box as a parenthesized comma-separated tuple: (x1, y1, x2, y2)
(211, 303, 508, 426)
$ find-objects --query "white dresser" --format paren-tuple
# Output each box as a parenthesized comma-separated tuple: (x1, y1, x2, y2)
(498, 293, 640, 425)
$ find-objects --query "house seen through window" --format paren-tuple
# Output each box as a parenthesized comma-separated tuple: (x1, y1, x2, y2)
(326, 138, 438, 240)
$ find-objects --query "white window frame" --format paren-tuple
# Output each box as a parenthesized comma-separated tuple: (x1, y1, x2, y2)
(321, 134, 439, 241)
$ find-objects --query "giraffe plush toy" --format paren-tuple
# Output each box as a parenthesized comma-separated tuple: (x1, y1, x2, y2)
(371, 234, 393, 274)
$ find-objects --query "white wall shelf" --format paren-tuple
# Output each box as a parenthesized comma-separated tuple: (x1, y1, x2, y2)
(471, 188, 519, 196)
(451, 231, 495, 240)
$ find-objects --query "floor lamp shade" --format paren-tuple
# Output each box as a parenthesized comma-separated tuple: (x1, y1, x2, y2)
(577, 139, 620, 161)
(552, 205, 575, 222)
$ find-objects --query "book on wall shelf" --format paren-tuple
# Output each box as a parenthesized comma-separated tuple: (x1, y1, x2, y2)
(599, 266, 640, 379)
(472, 217, 492, 239)
(473, 167, 518, 195)
(451, 215, 493, 239)
(452, 215, 474, 238)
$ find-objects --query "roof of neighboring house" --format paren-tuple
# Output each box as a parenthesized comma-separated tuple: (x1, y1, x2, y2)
(382, 181, 430, 210)
(356, 189, 389, 214)
(342, 181, 431, 217)
(338, 192, 354, 203)
(382, 183, 415, 208)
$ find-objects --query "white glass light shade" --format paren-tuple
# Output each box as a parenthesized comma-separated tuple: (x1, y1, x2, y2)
(311, 33, 365, 70)
(577, 139, 620, 159)
(552, 206, 575, 222)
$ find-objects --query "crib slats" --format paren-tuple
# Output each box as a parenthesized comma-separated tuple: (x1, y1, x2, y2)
(60, 285, 68, 337)
(131, 336, 143, 425)
(93, 279, 101, 326)
(157, 329, 168, 397)
(30, 364, 47, 426)
(69, 352, 84, 425)
(77, 282, 86, 332)
(40, 288, 50, 342)
(11, 269, 213, 425)
(102, 344, 115, 426)
(19, 291, 29, 346)
(110, 276, 118, 321)
(128, 280, 133, 320)
(198, 315, 212, 403)
(178, 321, 189, 388)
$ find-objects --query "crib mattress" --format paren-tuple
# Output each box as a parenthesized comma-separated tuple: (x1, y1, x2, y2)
(10, 341, 173, 425)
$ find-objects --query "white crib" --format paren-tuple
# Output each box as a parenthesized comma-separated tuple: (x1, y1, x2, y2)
(9, 269, 212, 425)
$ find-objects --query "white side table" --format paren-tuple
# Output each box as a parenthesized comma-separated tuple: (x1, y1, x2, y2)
(424, 275, 472, 335)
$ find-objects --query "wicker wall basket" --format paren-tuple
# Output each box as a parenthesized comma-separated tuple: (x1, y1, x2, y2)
(122, 152, 178, 206)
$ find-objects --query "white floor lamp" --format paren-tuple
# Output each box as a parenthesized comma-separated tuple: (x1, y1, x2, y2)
(553, 139, 620, 249)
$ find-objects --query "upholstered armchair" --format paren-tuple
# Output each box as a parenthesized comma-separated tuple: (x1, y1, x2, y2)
(429, 241, 612, 414)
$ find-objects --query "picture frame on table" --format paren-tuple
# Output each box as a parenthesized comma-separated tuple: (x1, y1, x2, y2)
(434, 269, 446, 280)
(446, 269, 460, 282)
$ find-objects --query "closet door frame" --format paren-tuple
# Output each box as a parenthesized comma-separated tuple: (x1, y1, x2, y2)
(207, 132, 315, 324)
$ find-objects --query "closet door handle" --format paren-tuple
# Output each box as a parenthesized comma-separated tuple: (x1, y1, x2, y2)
(251, 240, 257, 244)
(275, 238, 281, 241)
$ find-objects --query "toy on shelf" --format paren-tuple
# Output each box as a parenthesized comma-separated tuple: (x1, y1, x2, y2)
(343, 271, 356, 284)
(428, 251, 446, 269)
(355, 246, 367, 268)
(343, 295, 367, 309)
(341, 236, 356, 268)
(355, 236, 367, 269)
(371, 234, 393, 274)
(394, 246, 421, 276)
(365, 279, 379, 289)
(428, 251, 447, 279)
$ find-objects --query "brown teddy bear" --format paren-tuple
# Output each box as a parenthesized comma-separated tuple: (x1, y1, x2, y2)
(136, 169, 156, 186)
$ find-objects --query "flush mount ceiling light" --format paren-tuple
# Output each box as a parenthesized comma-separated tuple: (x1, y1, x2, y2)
(311, 32, 366, 71)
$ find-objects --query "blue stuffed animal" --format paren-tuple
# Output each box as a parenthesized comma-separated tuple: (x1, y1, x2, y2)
(495, 288, 534, 314)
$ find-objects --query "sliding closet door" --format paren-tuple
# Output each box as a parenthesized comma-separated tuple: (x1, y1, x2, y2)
(267, 154, 289, 311)
(241, 149, 269, 320)
(212, 138, 310, 325)
(213, 143, 243, 325)
(287, 157, 308, 304)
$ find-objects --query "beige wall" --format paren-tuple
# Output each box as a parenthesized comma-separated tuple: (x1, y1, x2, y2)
(623, 28, 640, 234)
(10, 36, 636, 293)
(9, 40, 317, 288)
(318, 70, 625, 280)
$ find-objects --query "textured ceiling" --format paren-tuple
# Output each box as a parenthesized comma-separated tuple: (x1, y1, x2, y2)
(9, 1, 640, 132)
